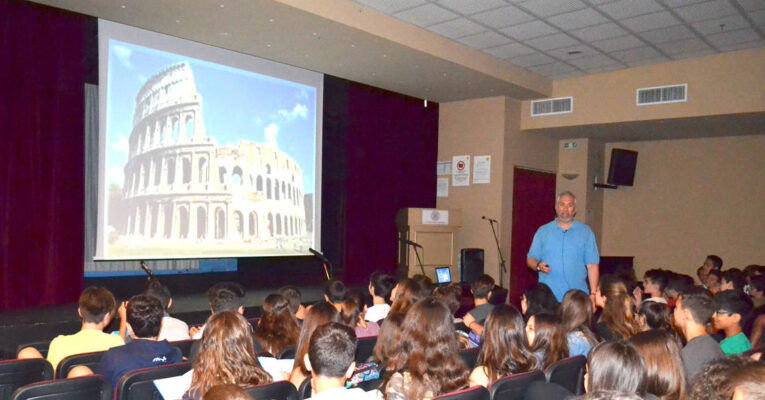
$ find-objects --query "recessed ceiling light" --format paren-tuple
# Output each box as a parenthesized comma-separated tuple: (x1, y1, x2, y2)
(312, 32, 317, 36)
(219, 4, 225, 8)
(120, 5, 126, 8)
(350, 44, 355, 48)
(269, 18, 274, 23)
(383, 54, 388, 58)
(266, 44, 271, 47)
(175, 19, 180, 23)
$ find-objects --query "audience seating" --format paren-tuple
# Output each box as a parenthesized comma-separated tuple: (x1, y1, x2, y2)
(488, 370, 545, 400)
(11, 375, 111, 400)
(355, 336, 377, 363)
(169, 340, 196, 359)
(54, 351, 104, 380)
(114, 362, 191, 400)
(15, 342, 50, 359)
(297, 377, 311, 400)
(458, 347, 480, 369)
(277, 346, 297, 360)
(0, 359, 54, 400)
(433, 385, 490, 400)
(544, 355, 586, 395)
(243, 380, 298, 400)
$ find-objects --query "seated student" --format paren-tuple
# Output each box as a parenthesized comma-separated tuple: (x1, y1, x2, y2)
(706, 269, 723, 294)
(388, 278, 427, 315)
(688, 355, 762, 400)
(17, 286, 124, 371)
(341, 290, 379, 338)
(191, 281, 246, 339)
(630, 330, 687, 400)
(560, 289, 599, 358)
(411, 274, 435, 295)
(585, 340, 647, 397)
(672, 288, 724, 382)
(371, 311, 406, 366)
(433, 283, 463, 322)
(593, 275, 640, 341)
(746, 275, 765, 347)
(303, 322, 380, 400)
(279, 285, 306, 322)
(366, 271, 396, 323)
(461, 274, 495, 336)
(713, 290, 753, 355)
(637, 301, 672, 332)
(143, 279, 190, 342)
(697, 255, 723, 289)
(720, 269, 747, 292)
(94, 295, 183, 387)
(186, 311, 271, 399)
(525, 313, 568, 369)
(324, 280, 348, 312)
(470, 304, 539, 387)
(253, 293, 300, 357)
(383, 297, 469, 400)
(289, 302, 341, 388)
(663, 273, 695, 307)
(521, 283, 559, 319)
(636, 269, 669, 305)
(203, 384, 254, 400)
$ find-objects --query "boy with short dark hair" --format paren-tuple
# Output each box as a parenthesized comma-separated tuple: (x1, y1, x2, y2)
(95, 295, 183, 387)
(720, 269, 747, 292)
(143, 279, 189, 341)
(366, 271, 395, 323)
(324, 280, 347, 312)
(673, 288, 724, 381)
(461, 274, 495, 335)
(191, 281, 246, 339)
(713, 290, 753, 355)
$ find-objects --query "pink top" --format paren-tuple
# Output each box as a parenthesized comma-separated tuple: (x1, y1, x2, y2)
(355, 321, 380, 338)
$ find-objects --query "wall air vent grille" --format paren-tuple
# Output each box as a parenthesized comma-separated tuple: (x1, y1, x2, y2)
(531, 96, 573, 116)
(637, 84, 687, 106)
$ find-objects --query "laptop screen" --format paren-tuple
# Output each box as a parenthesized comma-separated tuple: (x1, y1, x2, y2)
(435, 267, 451, 284)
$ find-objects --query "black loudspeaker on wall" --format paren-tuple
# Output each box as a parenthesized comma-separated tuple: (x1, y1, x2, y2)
(460, 248, 484, 284)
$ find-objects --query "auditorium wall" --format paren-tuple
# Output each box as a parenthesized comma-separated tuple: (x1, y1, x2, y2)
(600, 134, 765, 280)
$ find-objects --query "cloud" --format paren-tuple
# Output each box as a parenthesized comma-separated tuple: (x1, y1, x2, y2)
(297, 88, 310, 100)
(107, 166, 125, 187)
(264, 123, 279, 148)
(112, 134, 129, 154)
(112, 45, 133, 69)
(277, 103, 308, 121)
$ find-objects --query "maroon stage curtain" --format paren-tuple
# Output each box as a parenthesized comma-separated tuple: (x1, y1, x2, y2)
(0, 1, 93, 310)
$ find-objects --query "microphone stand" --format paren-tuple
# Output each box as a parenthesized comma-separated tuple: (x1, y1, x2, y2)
(411, 244, 426, 276)
(485, 219, 507, 288)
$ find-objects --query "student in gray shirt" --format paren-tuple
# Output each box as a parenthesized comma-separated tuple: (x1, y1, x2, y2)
(673, 288, 724, 381)
(462, 275, 495, 336)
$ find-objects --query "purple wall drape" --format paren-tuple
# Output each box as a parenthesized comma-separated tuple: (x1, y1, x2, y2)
(0, 1, 92, 310)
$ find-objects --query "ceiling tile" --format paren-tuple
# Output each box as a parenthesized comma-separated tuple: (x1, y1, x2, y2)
(353, 0, 428, 14)
(655, 37, 711, 54)
(620, 11, 682, 32)
(706, 28, 762, 48)
(737, 0, 765, 11)
(592, 35, 645, 51)
(639, 25, 697, 44)
(714, 39, 765, 52)
(598, 0, 663, 20)
(568, 54, 622, 69)
(427, 18, 487, 39)
(547, 44, 601, 60)
(483, 42, 536, 58)
(660, 0, 708, 7)
(749, 9, 765, 26)
(457, 31, 513, 49)
(437, 0, 507, 15)
(674, 1, 737, 23)
(551, 71, 587, 80)
(507, 52, 557, 67)
(611, 46, 664, 62)
(547, 9, 609, 30)
(524, 33, 581, 50)
(571, 22, 629, 42)
(585, 63, 625, 74)
(471, 5, 536, 28)
(394, 3, 458, 27)
(589, 0, 621, 4)
(517, 0, 587, 17)
(671, 48, 716, 59)
(626, 55, 670, 67)
(527, 62, 578, 76)
(500, 20, 560, 40)
(691, 15, 750, 35)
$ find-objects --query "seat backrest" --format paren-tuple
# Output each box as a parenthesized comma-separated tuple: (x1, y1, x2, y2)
(433, 385, 490, 400)
(244, 380, 298, 400)
(277, 346, 297, 360)
(297, 377, 311, 400)
(169, 340, 196, 358)
(15, 342, 51, 359)
(114, 362, 191, 400)
(355, 336, 377, 363)
(55, 351, 105, 380)
(488, 370, 545, 400)
(458, 347, 480, 369)
(11, 375, 112, 400)
(544, 355, 586, 395)
(0, 359, 54, 400)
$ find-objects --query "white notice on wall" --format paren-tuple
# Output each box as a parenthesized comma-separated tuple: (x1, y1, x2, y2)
(473, 155, 491, 184)
(437, 177, 449, 197)
(436, 161, 452, 176)
(452, 155, 470, 186)
(422, 209, 449, 225)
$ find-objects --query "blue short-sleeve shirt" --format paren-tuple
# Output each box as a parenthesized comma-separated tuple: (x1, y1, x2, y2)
(527, 219, 600, 301)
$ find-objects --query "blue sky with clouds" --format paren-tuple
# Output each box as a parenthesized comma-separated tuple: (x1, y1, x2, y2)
(106, 39, 317, 193)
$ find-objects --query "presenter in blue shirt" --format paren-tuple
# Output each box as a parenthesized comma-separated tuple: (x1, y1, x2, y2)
(526, 191, 600, 301)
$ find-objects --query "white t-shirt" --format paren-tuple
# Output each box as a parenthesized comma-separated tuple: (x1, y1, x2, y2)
(365, 303, 391, 323)
(159, 315, 191, 342)
(310, 386, 382, 400)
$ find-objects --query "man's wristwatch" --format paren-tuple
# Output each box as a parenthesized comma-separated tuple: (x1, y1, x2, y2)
(536, 262, 541, 271)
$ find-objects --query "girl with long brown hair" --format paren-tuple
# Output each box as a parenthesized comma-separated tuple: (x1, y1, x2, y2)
(526, 313, 569, 369)
(253, 293, 300, 357)
(559, 289, 599, 357)
(593, 275, 641, 340)
(341, 290, 380, 338)
(288, 301, 340, 388)
(185, 311, 271, 400)
(470, 304, 539, 387)
(630, 330, 687, 400)
(388, 278, 426, 315)
(384, 297, 469, 400)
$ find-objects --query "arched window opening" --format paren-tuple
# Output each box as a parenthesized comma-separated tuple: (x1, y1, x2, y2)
(249, 212, 257, 237)
(182, 158, 191, 184)
(232, 166, 243, 185)
(234, 211, 243, 237)
(198, 158, 208, 183)
(215, 208, 226, 239)
(179, 207, 189, 239)
(196, 207, 206, 239)
(167, 158, 176, 185)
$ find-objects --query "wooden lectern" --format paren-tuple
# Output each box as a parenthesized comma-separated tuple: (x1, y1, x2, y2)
(395, 208, 462, 281)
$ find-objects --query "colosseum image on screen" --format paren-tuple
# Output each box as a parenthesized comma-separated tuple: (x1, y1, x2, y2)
(107, 62, 313, 257)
